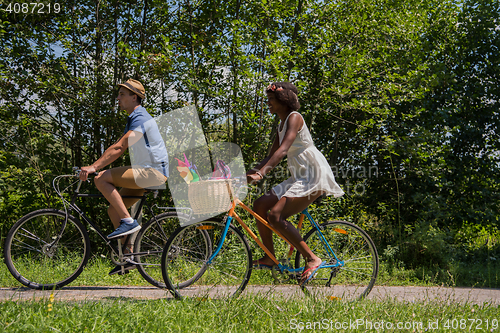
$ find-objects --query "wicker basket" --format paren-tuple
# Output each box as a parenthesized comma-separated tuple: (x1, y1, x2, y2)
(188, 179, 233, 215)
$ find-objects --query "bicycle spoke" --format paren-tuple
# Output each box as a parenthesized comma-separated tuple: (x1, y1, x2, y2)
(297, 221, 378, 301)
(4, 209, 89, 289)
(135, 212, 193, 289)
(11, 240, 44, 254)
(341, 267, 375, 277)
(163, 220, 252, 299)
(17, 229, 48, 244)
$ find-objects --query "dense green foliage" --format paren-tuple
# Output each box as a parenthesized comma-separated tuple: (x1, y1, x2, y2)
(0, 0, 499, 284)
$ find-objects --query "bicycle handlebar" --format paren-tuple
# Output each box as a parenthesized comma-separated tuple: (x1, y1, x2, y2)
(227, 176, 249, 199)
(72, 166, 99, 178)
(71, 167, 100, 193)
(51, 167, 99, 200)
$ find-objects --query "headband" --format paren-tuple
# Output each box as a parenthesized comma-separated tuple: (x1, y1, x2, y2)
(267, 83, 299, 105)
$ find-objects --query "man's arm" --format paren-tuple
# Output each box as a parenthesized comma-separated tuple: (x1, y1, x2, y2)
(79, 130, 139, 180)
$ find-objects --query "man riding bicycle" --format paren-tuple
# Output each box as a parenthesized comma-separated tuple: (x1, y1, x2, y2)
(79, 79, 168, 275)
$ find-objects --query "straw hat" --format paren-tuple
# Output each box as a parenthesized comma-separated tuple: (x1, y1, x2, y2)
(117, 79, 146, 99)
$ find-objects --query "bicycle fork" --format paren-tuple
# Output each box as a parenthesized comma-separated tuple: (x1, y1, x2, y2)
(206, 216, 232, 265)
(293, 210, 345, 284)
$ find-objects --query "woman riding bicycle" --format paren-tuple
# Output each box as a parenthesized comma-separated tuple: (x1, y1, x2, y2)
(246, 82, 344, 284)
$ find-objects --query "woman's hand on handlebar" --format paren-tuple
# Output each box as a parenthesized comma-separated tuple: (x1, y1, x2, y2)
(79, 165, 97, 181)
(246, 173, 262, 185)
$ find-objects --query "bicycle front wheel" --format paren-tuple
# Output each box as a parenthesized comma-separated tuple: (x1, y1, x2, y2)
(162, 219, 252, 299)
(296, 220, 378, 301)
(134, 211, 209, 288)
(4, 209, 90, 289)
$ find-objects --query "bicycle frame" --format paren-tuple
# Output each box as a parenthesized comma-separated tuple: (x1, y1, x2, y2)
(52, 171, 186, 264)
(69, 194, 148, 256)
(61, 179, 166, 258)
(206, 198, 344, 275)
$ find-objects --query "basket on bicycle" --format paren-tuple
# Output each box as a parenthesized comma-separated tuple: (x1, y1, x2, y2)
(188, 179, 234, 215)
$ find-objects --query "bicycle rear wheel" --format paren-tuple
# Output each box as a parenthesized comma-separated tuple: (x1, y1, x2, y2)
(135, 211, 209, 288)
(4, 209, 90, 289)
(162, 219, 252, 299)
(296, 220, 378, 301)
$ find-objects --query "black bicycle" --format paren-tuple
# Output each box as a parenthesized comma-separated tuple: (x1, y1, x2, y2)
(3, 168, 210, 290)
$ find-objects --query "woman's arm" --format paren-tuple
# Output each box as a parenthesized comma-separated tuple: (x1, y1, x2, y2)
(247, 113, 303, 182)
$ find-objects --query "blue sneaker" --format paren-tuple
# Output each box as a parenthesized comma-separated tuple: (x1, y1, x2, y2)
(107, 220, 141, 239)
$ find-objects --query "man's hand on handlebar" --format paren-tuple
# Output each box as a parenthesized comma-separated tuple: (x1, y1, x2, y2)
(79, 165, 98, 181)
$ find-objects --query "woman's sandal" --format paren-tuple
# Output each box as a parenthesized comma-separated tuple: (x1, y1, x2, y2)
(300, 261, 326, 285)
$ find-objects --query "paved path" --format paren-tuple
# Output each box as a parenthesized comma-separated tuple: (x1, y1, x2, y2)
(1, 285, 499, 304)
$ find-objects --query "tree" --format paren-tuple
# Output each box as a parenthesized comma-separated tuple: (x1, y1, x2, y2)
(1, 0, 498, 279)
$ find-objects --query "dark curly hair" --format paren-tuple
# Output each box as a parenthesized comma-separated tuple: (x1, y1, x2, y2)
(266, 82, 300, 111)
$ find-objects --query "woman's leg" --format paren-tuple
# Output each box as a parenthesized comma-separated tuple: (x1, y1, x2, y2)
(267, 192, 325, 280)
(252, 191, 279, 266)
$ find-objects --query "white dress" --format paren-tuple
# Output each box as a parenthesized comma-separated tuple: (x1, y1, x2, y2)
(272, 111, 344, 199)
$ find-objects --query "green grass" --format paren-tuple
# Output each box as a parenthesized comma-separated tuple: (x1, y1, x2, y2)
(0, 294, 498, 332)
(1, 251, 499, 332)
(2, 254, 500, 289)
(0, 255, 153, 288)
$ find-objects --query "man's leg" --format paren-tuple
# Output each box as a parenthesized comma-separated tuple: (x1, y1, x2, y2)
(95, 166, 144, 239)
(107, 187, 145, 250)
(106, 187, 145, 276)
(107, 188, 145, 229)
(96, 167, 146, 275)
(95, 167, 141, 221)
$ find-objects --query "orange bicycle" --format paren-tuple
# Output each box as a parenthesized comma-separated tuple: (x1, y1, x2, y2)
(161, 177, 378, 300)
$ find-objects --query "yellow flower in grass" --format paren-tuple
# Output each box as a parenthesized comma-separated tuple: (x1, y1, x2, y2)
(47, 292, 55, 313)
